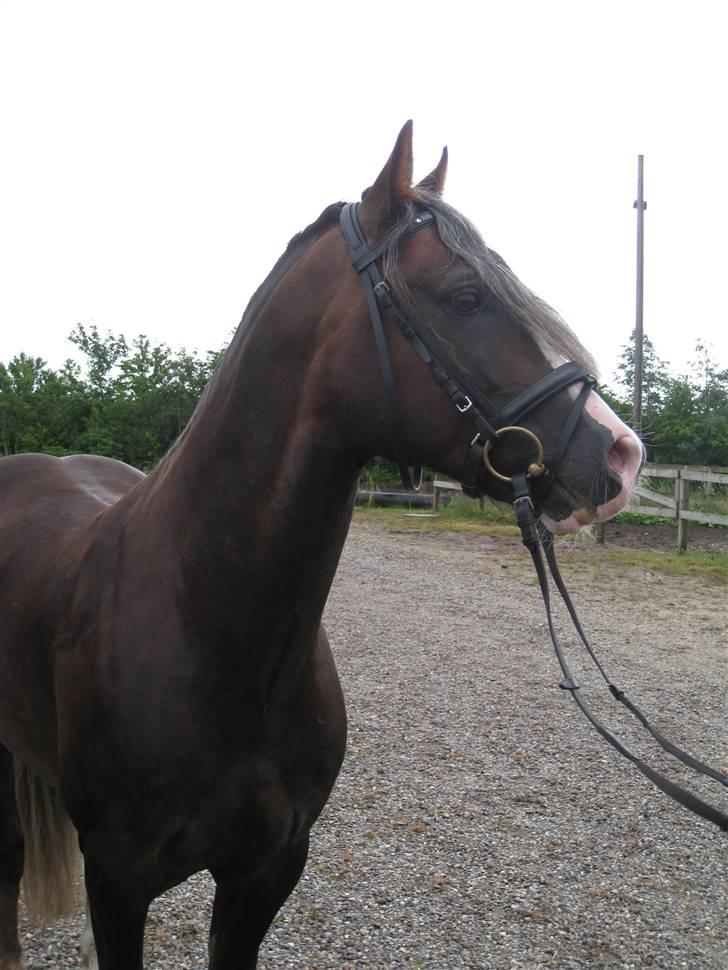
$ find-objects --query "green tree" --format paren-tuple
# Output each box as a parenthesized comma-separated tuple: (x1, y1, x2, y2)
(1, 327, 221, 467)
(68, 323, 128, 399)
(0, 354, 47, 455)
(652, 343, 728, 465)
(613, 330, 671, 437)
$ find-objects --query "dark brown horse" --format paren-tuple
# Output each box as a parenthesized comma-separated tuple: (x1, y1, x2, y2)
(0, 124, 642, 968)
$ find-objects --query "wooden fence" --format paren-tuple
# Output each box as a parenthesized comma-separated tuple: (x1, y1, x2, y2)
(624, 463, 728, 551)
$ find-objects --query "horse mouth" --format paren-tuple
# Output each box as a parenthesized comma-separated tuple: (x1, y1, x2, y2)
(541, 431, 644, 535)
(540, 477, 599, 534)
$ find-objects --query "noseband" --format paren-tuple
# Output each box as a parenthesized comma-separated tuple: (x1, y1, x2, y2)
(340, 201, 727, 833)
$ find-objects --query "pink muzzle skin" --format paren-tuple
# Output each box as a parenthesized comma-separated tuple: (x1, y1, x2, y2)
(541, 391, 644, 535)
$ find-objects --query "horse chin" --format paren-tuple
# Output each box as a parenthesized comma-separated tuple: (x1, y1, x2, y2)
(540, 508, 593, 535)
(541, 488, 629, 535)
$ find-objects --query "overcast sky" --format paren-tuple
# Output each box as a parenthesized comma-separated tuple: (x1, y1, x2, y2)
(1, 1, 726, 386)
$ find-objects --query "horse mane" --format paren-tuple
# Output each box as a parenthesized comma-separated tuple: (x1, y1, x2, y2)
(167, 192, 595, 467)
(219, 192, 594, 379)
(239, 202, 346, 326)
(383, 188, 598, 377)
(283, 202, 346, 258)
(156, 203, 347, 464)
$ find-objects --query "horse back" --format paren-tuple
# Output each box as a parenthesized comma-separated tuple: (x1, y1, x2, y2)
(0, 453, 144, 776)
(0, 452, 143, 515)
(0, 451, 144, 618)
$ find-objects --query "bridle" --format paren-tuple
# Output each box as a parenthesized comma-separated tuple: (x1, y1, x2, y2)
(340, 201, 727, 832)
(340, 202, 596, 497)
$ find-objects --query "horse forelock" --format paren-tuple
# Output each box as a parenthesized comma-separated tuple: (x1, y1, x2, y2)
(382, 189, 598, 378)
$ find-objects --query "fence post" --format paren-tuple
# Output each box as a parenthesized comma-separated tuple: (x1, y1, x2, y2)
(675, 471, 689, 552)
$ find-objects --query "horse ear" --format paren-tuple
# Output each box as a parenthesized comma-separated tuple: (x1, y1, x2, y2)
(416, 146, 448, 195)
(358, 120, 414, 238)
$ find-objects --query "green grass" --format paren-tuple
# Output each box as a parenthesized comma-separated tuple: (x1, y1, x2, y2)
(353, 504, 728, 584)
(353, 505, 521, 538)
(614, 509, 727, 528)
(612, 511, 675, 526)
(355, 492, 519, 535)
(607, 548, 726, 583)
(437, 493, 515, 524)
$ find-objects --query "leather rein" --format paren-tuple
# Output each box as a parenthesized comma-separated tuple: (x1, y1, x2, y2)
(340, 201, 727, 833)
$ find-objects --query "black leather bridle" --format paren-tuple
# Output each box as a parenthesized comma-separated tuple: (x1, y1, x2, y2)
(340, 202, 596, 496)
(341, 201, 727, 832)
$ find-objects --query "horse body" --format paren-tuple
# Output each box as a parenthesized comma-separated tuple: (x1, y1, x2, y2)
(0, 252, 355, 963)
(0, 124, 642, 968)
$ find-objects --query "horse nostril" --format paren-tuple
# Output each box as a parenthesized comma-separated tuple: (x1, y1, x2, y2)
(608, 440, 627, 474)
(608, 433, 643, 480)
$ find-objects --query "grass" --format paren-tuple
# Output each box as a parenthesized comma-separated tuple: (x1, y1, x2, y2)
(627, 548, 728, 582)
(353, 507, 521, 538)
(612, 510, 675, 526)
(559, 544, 728, 585)
(354, 496, 520, 539)
(352, 502, 728, 585)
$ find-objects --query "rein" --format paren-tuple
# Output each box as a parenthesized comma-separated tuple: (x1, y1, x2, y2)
(341, 201, 728, 832)
(514, 482, 728, 832)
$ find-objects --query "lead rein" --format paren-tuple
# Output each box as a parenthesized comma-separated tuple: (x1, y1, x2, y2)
(511, 484, 728, 831)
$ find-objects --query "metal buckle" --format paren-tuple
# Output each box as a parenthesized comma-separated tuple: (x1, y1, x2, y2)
(456, 395, 473, 413)
(373, 281, 391, 301)
(559, 677, 581, 691)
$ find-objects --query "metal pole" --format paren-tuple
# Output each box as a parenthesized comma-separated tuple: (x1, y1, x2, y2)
(632, 155, 646, 434)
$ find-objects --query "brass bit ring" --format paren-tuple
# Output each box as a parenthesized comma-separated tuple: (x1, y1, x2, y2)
(482, 426, 546, 483)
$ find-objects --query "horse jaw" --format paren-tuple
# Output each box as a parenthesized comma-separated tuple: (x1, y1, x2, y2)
(541, 391, 644, 535)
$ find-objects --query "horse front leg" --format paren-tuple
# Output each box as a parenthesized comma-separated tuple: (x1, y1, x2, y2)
(81, 840, 149, 970)
(208, 835, 309, 970)
(0, 748, 23, 970)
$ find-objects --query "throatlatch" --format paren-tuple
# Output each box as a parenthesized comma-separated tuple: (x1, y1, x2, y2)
(341, 200, 727, 832)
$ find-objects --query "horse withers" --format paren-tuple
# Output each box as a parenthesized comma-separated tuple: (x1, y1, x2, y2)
(0, 123, 641, 969)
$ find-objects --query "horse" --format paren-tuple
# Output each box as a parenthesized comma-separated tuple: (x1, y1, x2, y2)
(0, 122, 642, 969)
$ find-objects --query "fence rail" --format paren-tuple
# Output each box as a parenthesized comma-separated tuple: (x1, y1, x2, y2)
(623, 462, 727, 550)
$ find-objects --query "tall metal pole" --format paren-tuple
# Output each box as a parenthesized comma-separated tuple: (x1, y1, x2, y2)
(632, 155, 646, 434)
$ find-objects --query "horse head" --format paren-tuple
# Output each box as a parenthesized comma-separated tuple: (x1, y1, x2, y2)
(327, 122, 642, 533)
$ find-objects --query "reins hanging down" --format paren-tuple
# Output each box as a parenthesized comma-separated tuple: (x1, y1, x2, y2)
(341, 201, 727, 833)
(512, 481, 727, 832)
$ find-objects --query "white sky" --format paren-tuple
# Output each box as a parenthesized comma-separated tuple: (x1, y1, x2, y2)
(1, 1, 726, 385)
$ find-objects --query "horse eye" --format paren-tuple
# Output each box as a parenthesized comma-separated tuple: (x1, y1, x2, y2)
(450, 289, 483, 315)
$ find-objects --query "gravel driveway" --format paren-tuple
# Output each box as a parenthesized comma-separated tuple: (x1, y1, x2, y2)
(20, 517, 727, 968)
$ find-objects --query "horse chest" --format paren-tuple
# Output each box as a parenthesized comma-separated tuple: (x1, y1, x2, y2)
(60, 627, 347, 877)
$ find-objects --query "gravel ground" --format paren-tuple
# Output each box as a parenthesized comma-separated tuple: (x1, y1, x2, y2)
(20, 517, 727, 968)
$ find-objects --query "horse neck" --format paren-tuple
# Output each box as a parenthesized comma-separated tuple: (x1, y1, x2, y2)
(138, 249, 360, 634)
